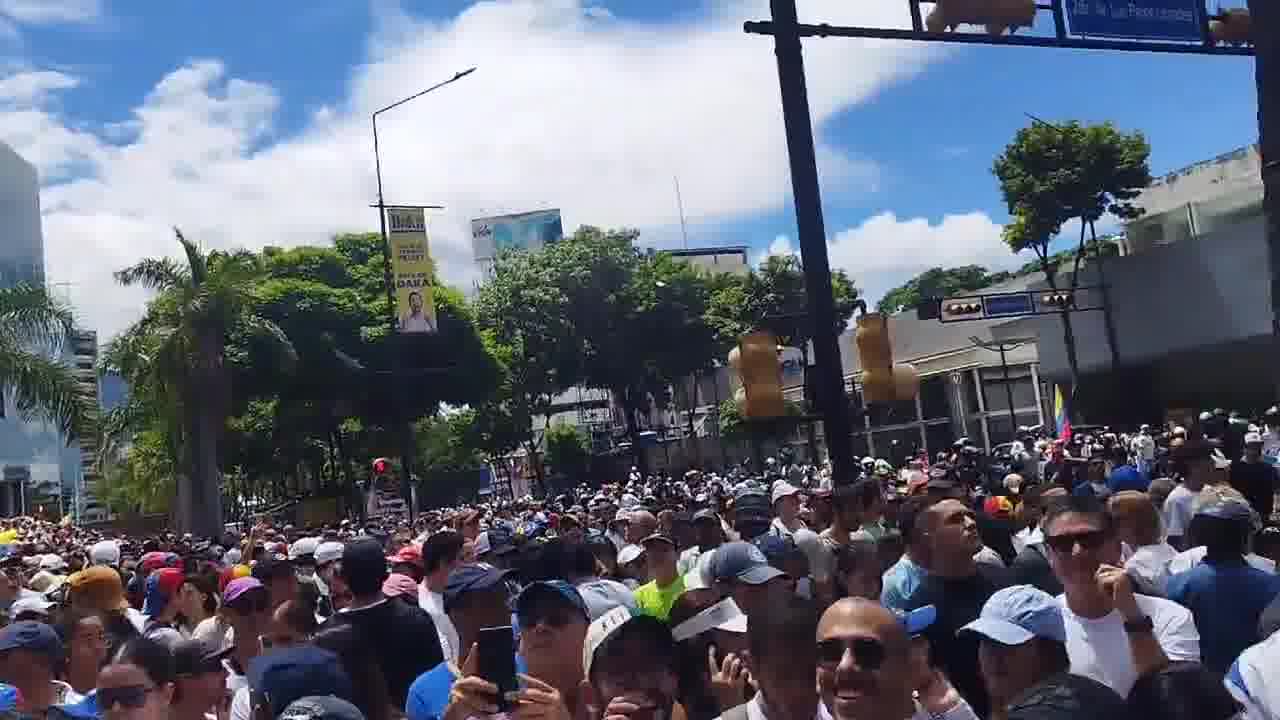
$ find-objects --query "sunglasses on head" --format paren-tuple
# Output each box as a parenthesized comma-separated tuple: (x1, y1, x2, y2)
(1044, 530, 1108, 554)
(98, 684, 157, 709)
(816, 636, 887, 671)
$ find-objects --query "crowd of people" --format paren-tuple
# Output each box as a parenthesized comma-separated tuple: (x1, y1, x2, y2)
(0, 411, 1278, 719)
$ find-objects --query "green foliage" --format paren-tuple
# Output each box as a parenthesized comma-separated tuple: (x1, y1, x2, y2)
(993, 120, 1151, 258)
(544, 421, 590, 480)
(99, 429, 177, 515)
(416, 410, 485, 474)
(875, 237, 1122, 314)
(105, 229, 501, 526)
(717, 397, 803, 442)
(706, 254, 860, 353)
(0, 284, 93, 439)
(876, 265, 1012, 315)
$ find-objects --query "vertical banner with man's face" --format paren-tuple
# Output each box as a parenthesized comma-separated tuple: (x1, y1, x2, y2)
(387, 207, 437, 334)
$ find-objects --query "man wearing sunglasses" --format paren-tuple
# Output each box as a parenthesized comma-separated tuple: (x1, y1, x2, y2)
(815, 598, 916, 720)
(1044, 495, 1200, 697)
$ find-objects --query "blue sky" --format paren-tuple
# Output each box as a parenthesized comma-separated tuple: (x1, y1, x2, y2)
(0, 0, 1259, 338)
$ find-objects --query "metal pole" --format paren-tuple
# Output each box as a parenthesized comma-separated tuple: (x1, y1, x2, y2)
(1000, 344, 1017, 441)
(370, 67, 477, 522)
(767, 0, 856, 486)
(1249, 0, 1280, 393)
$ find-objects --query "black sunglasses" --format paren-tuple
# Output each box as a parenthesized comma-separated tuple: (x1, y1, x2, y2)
(1044, 531, 1108, 554)
(98, 684, 157, 709)
(816, 636, 887, 671)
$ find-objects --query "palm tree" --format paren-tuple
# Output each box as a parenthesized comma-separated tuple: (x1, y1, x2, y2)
(106, 229, 294, 536)
(0, 283, 92, 438)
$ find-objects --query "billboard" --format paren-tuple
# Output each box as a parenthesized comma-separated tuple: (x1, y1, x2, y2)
(386, 207, 437, 334)
(471, 209, 564, 261)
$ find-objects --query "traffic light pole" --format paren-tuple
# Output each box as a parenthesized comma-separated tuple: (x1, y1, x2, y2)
(1250, 0, 1280, 391)
(767, 0, 857, 486)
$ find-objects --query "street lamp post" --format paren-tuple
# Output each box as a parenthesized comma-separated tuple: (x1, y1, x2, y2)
(370, 67, 476, 521)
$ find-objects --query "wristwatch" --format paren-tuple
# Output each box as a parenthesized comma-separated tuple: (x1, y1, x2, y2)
(1123, 615, 1154, 633)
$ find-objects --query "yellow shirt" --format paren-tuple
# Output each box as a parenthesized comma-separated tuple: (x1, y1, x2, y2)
(634, 575, 686, 621)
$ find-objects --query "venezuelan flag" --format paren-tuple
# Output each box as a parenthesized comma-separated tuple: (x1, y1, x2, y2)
(1054, 385, 1072, 442)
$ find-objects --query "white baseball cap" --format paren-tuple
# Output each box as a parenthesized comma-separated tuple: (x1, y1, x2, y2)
(314, 541, 344, 566)
(770, 481, 801, 505)
(90, 540, 120, 566)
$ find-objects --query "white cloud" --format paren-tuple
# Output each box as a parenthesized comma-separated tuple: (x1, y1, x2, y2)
(0, 0, 99, 24)
(827, 211, 1026, 307)
(0, 70, 77, 104)
(4, 0, 943, 339)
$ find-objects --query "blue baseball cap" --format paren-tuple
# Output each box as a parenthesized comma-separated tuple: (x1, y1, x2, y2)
(710, 541, 785, 585)
(248, 646, 353, 714)
(896, 605, 937, 636)
(959, 585, 1065, 645)
(514, 580, 588, 619)
(0, 621, 63, 662)
(751, 534, 794, 569)
(444, 563, 513, 613)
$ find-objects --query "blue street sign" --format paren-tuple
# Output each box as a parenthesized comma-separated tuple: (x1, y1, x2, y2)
(1065, 0, 1204, 41)
(982, 293, 1035, 318)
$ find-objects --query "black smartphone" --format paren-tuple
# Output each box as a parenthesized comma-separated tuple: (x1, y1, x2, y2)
(476, 625, 518, 711)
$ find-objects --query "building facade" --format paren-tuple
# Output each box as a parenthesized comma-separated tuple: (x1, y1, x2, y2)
(0, 140, 77, 518)
(784, 274, 1049, 465)
(1030, 144, 1273, 422)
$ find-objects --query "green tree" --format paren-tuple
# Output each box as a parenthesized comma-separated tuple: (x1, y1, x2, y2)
(544, 421, 590, 484)
(0, 284, 93, 438)
(106, 229, 297, 536)
(876, 265, 1013, 315)
(706, 254, 860, 361)
(98, 429, 177, 516)
(993, 120, 1150, 416)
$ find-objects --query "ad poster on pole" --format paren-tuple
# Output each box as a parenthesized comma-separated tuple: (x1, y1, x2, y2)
(387, 207, 437, 333)
(471, 209, 564, 263)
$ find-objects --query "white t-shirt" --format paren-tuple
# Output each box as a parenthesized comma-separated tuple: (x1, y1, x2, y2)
(1162, 484, 1197, 538)
(419, 585, 460, 664)
(1057, 593, 1201, 697)
(1123, 543, 1178, 596)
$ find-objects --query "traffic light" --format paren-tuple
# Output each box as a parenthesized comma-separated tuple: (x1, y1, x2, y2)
(372, 457, 390, 476)
(1041, 292, 1073, 309)
(925, 0, 1037, 35)
(854, 313, 920, 404)
(1210, 9, 1251, 45)
(732, 331, 785, 418)
(944, 300, 983, 319)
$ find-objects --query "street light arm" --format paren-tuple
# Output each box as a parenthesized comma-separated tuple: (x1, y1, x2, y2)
(373, 66, 479, 118)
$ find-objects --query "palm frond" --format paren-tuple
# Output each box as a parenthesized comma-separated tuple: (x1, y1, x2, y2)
(0, 346, 94, 439)
(239, 315, 298, 372)
(174, 228, 209, 287)
(0, 284, 74, 349)
(114, 257, 189, 291)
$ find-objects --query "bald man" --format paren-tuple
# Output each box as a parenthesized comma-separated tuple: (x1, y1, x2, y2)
(626, 511, 658, 546)
(816, 599, 916, 720)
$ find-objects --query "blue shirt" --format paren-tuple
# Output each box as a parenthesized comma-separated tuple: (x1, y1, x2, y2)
(1167, 560, 1280, 672)
(880, 555, 925, 612)
(406, 656, 529, 720)
(1107, 464, 1150, 493)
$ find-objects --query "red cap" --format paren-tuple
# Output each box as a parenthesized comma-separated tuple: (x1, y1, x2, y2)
(386, 544, 423, 569)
